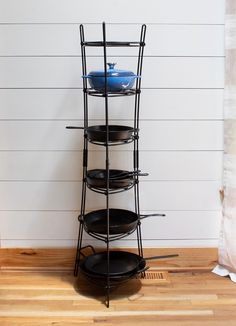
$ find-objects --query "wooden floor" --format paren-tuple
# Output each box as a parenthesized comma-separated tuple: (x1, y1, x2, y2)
(0, 269, 236, 326)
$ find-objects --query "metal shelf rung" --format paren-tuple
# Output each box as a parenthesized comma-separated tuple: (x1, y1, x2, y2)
(82, 41, 145, 47)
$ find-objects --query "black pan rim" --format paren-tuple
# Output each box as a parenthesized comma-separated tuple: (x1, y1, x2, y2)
(87, 125, 134, 131)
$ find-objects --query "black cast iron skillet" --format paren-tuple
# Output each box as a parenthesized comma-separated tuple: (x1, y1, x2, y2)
(87, 125, 135, 142)
(78, 246, 148, 286)
(86, 169, 148, 189)
(87, 169, 132, 189)
(82, 208, 165, 235)
(66, 125, 136, 142)
(81, 259, 146, 281)
(80, 251, 178, 277)
(80, 260, 147, 287)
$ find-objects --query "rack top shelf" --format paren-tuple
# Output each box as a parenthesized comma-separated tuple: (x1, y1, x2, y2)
(82, 41, 145, 47)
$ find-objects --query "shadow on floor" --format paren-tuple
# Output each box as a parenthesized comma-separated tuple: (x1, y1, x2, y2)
(73, 273, 142, 305)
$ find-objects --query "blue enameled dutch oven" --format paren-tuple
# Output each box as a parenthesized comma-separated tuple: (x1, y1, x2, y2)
(82, 63, 139, 91)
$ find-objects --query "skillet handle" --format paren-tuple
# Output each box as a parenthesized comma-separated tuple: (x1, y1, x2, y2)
(140, 213, 165, 219)
(138, 172, 149, 177)
(79, 245, 96, 258)
(144, 254, 179, 261)
(66, 126, 84, 130)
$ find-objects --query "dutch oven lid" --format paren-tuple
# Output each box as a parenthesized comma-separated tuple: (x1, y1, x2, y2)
(88, 63, 136, 77)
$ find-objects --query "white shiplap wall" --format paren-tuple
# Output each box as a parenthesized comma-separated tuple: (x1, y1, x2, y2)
(0, 0, 224, 248)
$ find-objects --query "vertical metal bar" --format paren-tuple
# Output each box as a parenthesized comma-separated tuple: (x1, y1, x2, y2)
(102, 21, 110, 309)
(74, 24, 88, 276)
(133, 25, 146, 259)
(133, 24, 146, 176)
(80, 23, 89, 229)
(74, 147, 87, 275)
(80, 24, 89, 128)
(135, 24, 146, 131)
(74, 217, 84, 276)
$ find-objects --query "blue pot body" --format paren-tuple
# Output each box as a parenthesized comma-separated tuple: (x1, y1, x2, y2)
(83, 63, 139, 92)
(87, 75, 137, 91)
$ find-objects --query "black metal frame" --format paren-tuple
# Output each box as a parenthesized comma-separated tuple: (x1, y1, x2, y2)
(74, 22, 147, 308)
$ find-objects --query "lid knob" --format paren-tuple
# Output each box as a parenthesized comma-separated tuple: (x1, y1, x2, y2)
(107, 63, 116, 70)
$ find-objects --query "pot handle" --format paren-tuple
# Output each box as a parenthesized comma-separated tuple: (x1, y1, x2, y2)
(82, 75, 91, 78)
(140, 213, 166, 219)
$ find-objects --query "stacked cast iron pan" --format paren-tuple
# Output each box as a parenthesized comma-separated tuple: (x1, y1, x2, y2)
(66, 125, 136, 144)
(79, 249, 177, 286)
(86, 169, 148, 190)
(82, 209, 165, 235)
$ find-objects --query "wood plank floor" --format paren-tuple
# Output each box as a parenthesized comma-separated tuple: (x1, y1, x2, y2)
(0, 248, 218, 271)
(0, 269, 235, 325)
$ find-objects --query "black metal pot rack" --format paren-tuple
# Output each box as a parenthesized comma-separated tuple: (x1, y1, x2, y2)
(68, 22, 176, 308)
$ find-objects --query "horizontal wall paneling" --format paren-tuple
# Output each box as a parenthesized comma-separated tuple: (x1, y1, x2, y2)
(0, 151, 223, 181)
(0, 181, 222, 211)
(0, 24, 224, 57)
(0, 89, 224, 120)
(0, 57, 224, 88)
(0, 0, 225, 24)
(0, 211, 221, 240)
(0, 0, 224, 248)
(0, 120, 223, 151)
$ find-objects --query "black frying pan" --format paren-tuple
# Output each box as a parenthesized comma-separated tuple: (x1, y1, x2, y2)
(66, 125, 136, 143)
(86, 169, 147, 189)
(81, 259, 146, 281)
(80, 251, 178, 277)
(87, 169, 133, 189)
(82, 208, 165, 235)
(87, 125, 135, 142)
(80, 259, 147, 287)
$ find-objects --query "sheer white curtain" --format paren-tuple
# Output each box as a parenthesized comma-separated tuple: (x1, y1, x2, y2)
(213, 0, 236, 281)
